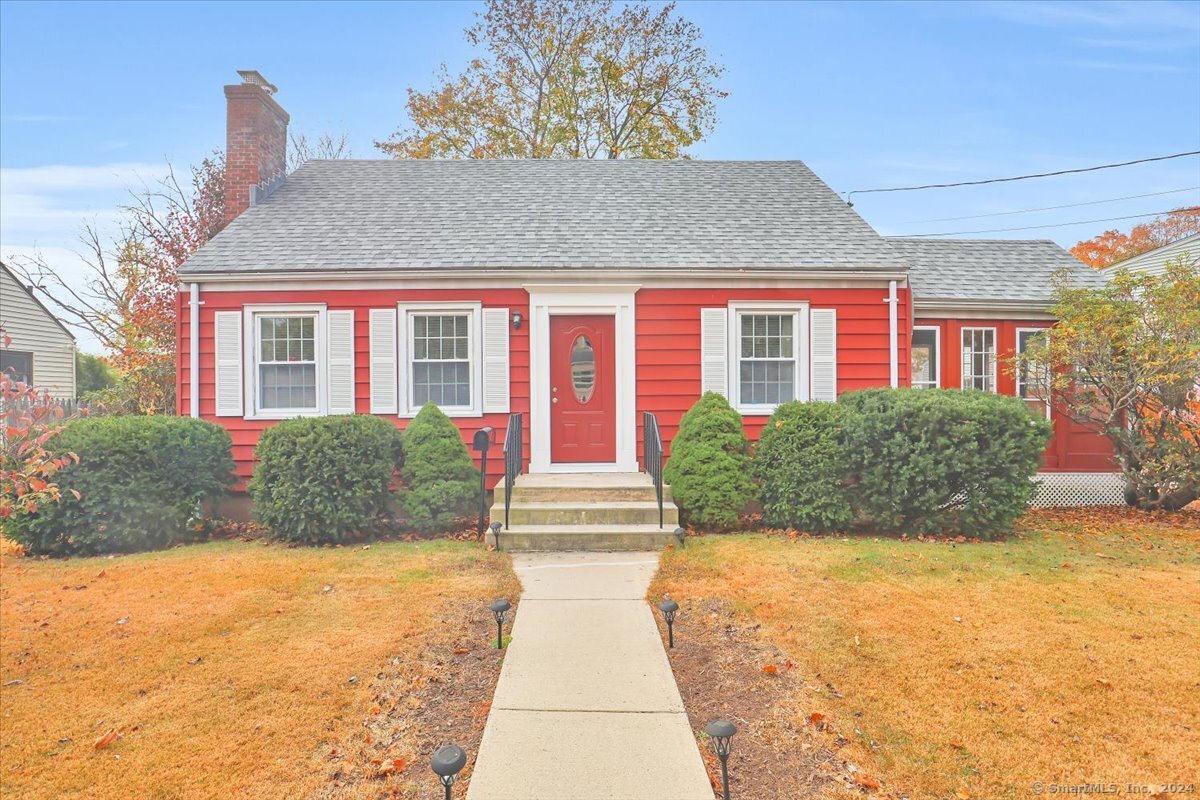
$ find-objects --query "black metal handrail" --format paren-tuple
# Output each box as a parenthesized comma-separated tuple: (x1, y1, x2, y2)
(502, 412, 523, 529)
(642, 411, 664, 529)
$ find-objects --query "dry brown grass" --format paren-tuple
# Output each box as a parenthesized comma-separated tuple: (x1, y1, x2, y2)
(0, 539, 518, 799)
(652, 508, 1200, 799)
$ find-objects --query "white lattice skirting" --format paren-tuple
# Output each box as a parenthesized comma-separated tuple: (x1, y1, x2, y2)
(1030, 472, 1126, 507)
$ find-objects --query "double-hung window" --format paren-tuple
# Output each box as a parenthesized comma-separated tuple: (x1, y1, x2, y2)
(1016, 328, 1051, 418)
(911, 327, 940, 389)
(729, 302, 808, 413)
(255, 313, 319, 413)
(399, 303, 482, 417)
(961, 327, 996, 392)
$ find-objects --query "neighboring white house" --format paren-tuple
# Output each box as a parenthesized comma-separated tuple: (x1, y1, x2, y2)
(0, 262, 76, 398)
(1103, 232, 1200, 278)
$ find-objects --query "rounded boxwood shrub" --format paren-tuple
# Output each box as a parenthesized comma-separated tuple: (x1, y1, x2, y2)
(755, 401, 853, 533)
(840, 388, 1052, 537)
(6, 416, 234, 556)
(663, 392, 757, 531)
(400, 403, 479, 534)
(248, 415, 404, 544)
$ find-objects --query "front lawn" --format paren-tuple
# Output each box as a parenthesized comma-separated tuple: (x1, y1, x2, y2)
(0, 539, 518, 799)
(652, 508, 1200, 799)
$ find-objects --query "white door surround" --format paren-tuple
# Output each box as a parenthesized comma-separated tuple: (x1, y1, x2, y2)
(527, 285, 639, 474)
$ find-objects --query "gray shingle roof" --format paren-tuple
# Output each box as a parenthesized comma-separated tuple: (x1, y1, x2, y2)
(885, 237, 1106, 304)
(179, 159, 905, 274)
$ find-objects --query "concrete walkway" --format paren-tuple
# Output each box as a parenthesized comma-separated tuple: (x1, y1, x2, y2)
(467, 552, 712, 800)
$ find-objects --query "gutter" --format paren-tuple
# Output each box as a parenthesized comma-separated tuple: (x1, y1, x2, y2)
(886, 280, 899, 388)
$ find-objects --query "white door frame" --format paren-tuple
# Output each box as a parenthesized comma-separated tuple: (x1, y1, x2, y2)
(527, 284, 639, 473)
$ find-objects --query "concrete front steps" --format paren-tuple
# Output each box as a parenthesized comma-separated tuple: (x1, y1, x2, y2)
(486, 472, 682, 552)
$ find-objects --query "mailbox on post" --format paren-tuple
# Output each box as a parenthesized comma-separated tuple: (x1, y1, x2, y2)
(473, 427, 495, 540)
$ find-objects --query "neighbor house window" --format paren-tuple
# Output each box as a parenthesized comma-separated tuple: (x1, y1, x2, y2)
(400, 303, 482, 416)
(256, 314, 318, 412)
(911, 327, 939, 389)
(961, 327, 996, 392)
(1016, 328, 1051, 418)
(729, 302, 808, 413)
(0, 350, 33, 385)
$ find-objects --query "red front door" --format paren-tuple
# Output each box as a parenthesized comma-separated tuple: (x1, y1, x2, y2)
(550, 315, 616, 464)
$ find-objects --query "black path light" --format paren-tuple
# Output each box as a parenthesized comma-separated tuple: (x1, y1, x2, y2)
(705, 719, 737, 800)
(490, 521, 502, 550)
(431, 744, 467, 800)
(658, 598, 679, 648)
(489, 598, 511, 649)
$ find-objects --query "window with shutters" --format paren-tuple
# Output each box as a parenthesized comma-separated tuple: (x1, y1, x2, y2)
(961, 327, 997, 392)
(255, 314, 319, 412)
(398, 303, 483, 417)
(911, 327, 940, 389)
(727, 302, 809, 414)
(1016, 328, 1051, 418)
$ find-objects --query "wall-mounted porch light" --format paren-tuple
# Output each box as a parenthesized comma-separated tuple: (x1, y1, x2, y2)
(512, 310, 523, 329)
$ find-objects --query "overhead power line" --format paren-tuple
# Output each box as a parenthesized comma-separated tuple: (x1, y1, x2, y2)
(845, 150, 1200, 203)
(893, 206, 1200, 238)
(900, 186, 1200, 224)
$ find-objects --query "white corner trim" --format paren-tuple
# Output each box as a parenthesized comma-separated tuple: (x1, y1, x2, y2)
(887, 279, 899, 388)
(528, 286, 638, 474)
(396, 301, 484, 419)
(726, 300, 810, 416)
(188, 283, 200, 418)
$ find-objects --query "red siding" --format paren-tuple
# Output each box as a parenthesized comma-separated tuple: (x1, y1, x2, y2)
(637, 286, 910, 462)
(179, 288, 530, 488)
(915, 317, 1115, 472)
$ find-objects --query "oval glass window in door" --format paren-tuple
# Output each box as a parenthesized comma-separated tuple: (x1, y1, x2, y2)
(570, 335, 596, 403)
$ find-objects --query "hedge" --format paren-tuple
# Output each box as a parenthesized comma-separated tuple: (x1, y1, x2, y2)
(840, 388, 1052, 536)
(400, 403, 479, 533)
(6, 416, 234, 556)
(248, 415, 403, 544)
(755, 401, 854, 533)
(663, 392, 757, 531)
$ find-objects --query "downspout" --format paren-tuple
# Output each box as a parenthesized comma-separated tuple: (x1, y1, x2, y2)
(189, 283, 201, 418)
(887, 280, 899, 388)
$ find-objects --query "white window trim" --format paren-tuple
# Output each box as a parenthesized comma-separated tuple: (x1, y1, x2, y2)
(728, 300, 810, 415)
(397, 301, 483, 418)
(1016, 327, 1052, 419)
(912, 325, 941, 389)
(961, 326, 998, 393)
(243, 303, 328, 420)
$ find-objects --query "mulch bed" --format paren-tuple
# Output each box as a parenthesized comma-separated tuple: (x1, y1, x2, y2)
(316, 597, 515, 799)
(654, 597, 882, 800)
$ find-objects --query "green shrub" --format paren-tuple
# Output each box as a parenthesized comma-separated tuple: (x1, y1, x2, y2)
(6, 416, 234, 556)
(663, 392, 757, 531)
(840, 388, 1052, 537)
(400, 404, 479, 533)
(248, 415, 403, 544)
(755, 401, 854, 532)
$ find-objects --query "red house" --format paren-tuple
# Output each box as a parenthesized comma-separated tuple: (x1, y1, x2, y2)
(176, 74, 1121, 529)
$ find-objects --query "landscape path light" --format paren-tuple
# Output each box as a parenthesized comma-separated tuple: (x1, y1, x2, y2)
(430, 744, 467, 800)
(489, 598, 511, 649)
(705, 719, 737, 800)
(658, 598, 679, 648)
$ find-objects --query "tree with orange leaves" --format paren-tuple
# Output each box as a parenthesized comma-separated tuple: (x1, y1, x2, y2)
(1070, 206, 1200, 268)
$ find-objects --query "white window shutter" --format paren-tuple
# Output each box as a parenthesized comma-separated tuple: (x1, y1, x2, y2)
(810, 308, 837, 401)
(700, 307, 728, 396)
(327, 310, 355, 415)
(482, 307, 510, 413)
(369, 308, 398, 414)
(214, 311, 243, 417)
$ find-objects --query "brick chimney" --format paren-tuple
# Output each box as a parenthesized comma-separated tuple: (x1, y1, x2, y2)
(224, 70, 289, 224)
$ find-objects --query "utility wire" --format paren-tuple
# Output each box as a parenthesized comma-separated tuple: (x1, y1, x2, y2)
(900, 186, 1200, 224)
(893, 206, 1200, 238)
(845, 150, 1200, 203)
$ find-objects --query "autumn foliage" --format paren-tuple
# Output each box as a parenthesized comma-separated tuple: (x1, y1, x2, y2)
(1070, 206, 1200, 268)
(0, 375, 80, 522)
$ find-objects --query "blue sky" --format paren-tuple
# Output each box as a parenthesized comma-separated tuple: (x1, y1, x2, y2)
(2, 0, 1198, 350)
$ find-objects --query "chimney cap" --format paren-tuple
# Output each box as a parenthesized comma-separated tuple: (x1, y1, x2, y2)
(236, 70, 278, 95)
